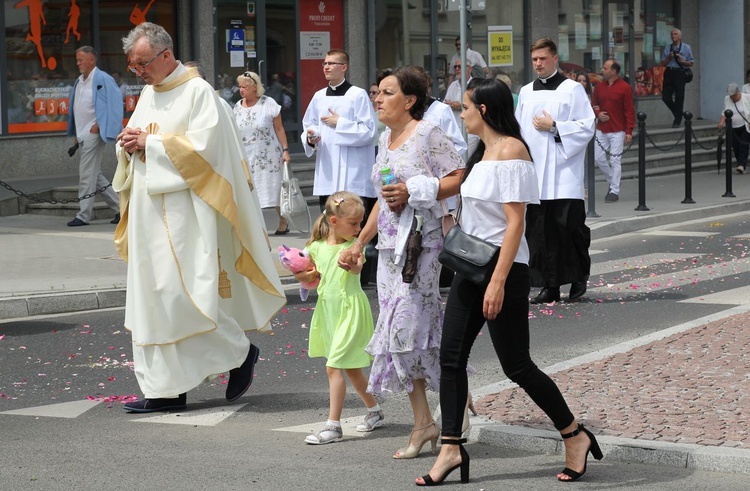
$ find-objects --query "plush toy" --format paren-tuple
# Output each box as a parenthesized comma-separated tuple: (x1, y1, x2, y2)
(277, 244, 320, 301)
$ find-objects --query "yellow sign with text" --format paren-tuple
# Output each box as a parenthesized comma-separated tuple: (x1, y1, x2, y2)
(488, 27, 513, 67)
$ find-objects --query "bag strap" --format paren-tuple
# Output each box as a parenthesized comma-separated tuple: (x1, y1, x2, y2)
(733, 100, 750, 125)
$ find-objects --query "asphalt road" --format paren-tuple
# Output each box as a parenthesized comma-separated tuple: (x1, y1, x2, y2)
(1, 212, 749, 490)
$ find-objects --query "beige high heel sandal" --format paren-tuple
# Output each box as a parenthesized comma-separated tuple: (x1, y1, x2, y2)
(393, 421, 440, 459)
(462, 393, 478, 434)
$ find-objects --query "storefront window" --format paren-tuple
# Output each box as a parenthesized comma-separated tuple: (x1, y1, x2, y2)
(634, 0, 679, 97)
(376, 2, 525, 99)
(557, 0, 676, 98)
(4, 0, 174, 135)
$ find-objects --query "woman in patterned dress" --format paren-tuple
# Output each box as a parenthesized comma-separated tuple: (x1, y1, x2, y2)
(234, 71, 292, 234)
(341, 66, 464, 459)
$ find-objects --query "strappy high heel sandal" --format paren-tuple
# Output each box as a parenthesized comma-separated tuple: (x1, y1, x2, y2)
(393, 421, 440, 459)
(415, 438, 470, 486)
(557, 423, 603, 482)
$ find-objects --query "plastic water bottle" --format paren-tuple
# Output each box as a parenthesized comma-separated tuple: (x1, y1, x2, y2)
(381, 167, 398, 185)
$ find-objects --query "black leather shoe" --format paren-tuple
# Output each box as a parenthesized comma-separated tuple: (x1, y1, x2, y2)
(569, 281, 587, 301)
(226, 344, 260, 402)
(530, 287, 560, 304)
(124, 393, 187, 413)
(110, 213, 121, 224)
(67, 218, 89, 227)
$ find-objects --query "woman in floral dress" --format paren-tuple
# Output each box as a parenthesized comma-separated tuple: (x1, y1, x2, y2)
(234, 71, 292, 234)
(341, 66, 464, 459)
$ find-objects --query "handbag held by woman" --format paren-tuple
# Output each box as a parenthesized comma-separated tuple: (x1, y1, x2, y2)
(438, 225, 499, 286)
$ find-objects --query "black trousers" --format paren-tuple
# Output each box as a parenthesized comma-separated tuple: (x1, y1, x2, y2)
(526, 199, 591, 288)
(731, 126, 750, 168)
(439, 264, 575, 437)
(662, 68, 688, 123)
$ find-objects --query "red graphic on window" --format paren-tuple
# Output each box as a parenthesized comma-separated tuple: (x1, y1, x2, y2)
(34, 99, 47, 115)
(65, 0, 81, 44)
(15, 0, 56, 69)
(130, 0, 156, 26)
(125, 95, 139, 112)
(59, 99, 70, 114)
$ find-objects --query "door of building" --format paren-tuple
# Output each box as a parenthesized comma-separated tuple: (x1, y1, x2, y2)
(216, 0, 301, 149)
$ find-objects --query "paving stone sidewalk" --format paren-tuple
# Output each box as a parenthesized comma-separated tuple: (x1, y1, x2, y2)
(475, 310, 750, 449)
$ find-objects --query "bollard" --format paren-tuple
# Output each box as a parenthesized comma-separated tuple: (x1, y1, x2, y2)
(635, 112, 649, 211)
(682, 112, 695, 204)
(586, 139, 599, 217)
(723, 109, 736, 198)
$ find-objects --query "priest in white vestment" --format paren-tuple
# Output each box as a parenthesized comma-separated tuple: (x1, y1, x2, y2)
(515, 38, 595, 304)
(113, 23, 286, 413)
(302, 49, 377, 213)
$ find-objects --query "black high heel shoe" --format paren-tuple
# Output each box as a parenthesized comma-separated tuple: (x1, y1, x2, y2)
(558, 424, 603, 482)
(416, 438, 470, 487)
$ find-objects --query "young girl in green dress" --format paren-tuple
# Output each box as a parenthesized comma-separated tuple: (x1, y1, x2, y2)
(296, 191, 384, 445)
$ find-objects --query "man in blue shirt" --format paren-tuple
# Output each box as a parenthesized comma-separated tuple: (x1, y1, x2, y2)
(66, 46, 123, 226)
(660, 29, 694, 128)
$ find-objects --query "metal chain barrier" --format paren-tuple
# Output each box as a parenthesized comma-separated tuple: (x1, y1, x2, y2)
(597, 129, 699, 156)
(644, 130, 685, 152)
(690, 130, 722, 151)
(0, 179, 111, 204)
(594, 134, 637, 158)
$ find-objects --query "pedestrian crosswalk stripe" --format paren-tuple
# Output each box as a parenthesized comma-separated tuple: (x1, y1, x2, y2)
(131, 403, 247, 426)
(590, 257, 750, 294)
(0, 399, 100, 419)
(273, 416, 369, 438)
(590, 253, 701, 276)
(735, 234, 750, 240)
(640, 231, 719, 237)
(678, 285, 750, 305)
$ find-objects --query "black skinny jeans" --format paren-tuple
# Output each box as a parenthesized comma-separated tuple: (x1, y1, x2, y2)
(439, 262, 575, 437)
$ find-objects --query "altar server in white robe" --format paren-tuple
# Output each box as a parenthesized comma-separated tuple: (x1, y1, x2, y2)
(113, 22, 286, 413)
(515, 38, 595, 304)
(302, 49, 378, 214)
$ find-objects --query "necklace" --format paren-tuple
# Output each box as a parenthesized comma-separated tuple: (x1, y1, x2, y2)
(482, 135, 506, 157)
(484, 135, 505, 148)
(389, 119, 414, 145)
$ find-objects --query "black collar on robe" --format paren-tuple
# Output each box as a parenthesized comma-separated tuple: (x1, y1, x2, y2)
(533, 70, 567, 91)
(326, 80, 352, 96)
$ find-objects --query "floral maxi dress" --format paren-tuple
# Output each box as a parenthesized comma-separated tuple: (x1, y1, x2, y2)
(233, 95, 283, 208)
(365, 120, 464, 395)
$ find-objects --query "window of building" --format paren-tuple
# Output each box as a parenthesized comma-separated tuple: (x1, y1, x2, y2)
(3, 0, 175, 135)
(557, 0, 677, 98)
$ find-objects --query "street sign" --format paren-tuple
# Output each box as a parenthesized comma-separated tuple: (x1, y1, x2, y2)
(446, 0, 486, 11)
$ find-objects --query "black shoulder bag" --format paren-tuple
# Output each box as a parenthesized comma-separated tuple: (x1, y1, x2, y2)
(437, 198, 500, 286)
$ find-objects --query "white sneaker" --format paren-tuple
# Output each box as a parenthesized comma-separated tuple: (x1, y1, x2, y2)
(305, 424, 343, 445)
(355, 410, 385, 432)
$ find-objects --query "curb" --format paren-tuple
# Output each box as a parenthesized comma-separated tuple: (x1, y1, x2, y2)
(468, 421, 750, 475)
(589, 199, 750, 240)
(0, 276, 301, 321)
(0, 289, 126, 320)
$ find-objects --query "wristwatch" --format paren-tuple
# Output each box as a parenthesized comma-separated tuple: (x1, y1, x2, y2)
(549, 121, 557, 134)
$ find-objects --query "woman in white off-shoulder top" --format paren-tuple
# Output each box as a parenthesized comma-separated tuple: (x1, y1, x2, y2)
(415, 78, 603, 486)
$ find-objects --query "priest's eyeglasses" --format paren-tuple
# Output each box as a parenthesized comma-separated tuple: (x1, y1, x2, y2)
(128, 49, 167, 73)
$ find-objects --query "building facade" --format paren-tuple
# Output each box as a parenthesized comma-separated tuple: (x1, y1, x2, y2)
(0, 0, 744, 179)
